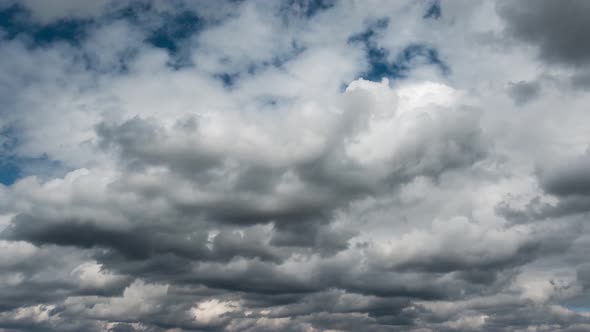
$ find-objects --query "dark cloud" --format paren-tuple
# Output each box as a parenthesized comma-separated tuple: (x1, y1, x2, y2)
(2, 214, 210, 260)
(1, 214, 300, 264)
(496, 147, 590, 225)
(498, 0, 590, 66)
(507, 80, 541, 105)
(108, 324, 140, 332)
(571, 71, 590, 90)
(541, 151, 590, 197)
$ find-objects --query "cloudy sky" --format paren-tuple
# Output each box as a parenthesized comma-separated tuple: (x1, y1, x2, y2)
(1, 0, 590, 331)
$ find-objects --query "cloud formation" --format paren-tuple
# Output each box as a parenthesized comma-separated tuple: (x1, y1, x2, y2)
(1, 1, 590, 331)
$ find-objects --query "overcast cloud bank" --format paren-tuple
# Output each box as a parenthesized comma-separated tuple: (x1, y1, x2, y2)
(1, 1, 590, 331)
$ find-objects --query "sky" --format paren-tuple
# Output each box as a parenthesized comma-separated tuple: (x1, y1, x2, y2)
(0, 0, 590, 331)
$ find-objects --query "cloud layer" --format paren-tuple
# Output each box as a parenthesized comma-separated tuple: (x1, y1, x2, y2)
(1, 1, 590, 331)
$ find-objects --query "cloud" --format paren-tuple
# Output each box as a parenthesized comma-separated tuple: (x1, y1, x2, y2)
(498, 0, 590, 66)
(541, 150, 590, 197)
(498, 148, 590, 222)
(0, 0, 115, 23)
(507, 80, 541, 105)
(1, 1, 590, 331)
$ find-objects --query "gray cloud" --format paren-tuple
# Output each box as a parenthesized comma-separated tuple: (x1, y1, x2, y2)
(541, 150, 590, 197)
(498, 0, 590, 66)
(499, 148, 590, 223)
(507, 80, 541, 105)
(1, 0, 590, 331)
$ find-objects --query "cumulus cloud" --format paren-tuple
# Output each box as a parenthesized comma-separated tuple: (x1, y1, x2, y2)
(1, 1, 590, 331)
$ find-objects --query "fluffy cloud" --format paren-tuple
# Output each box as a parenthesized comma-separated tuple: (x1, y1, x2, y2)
(1, 1, 590, 331)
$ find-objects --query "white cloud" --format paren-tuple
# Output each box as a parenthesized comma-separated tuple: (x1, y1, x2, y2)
(191, 299, 240, 325)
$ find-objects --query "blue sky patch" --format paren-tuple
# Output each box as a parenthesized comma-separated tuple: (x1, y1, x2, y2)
(395, 43, 450, 75)
(213, 41, 306, 88)
(145, 11, 201, 54)
(566, 306, 590, 314)
(424, 0, 442, 19)
(0, 127, 65, 186)
(0, 3, 202, 71)
(0, 5, 90, 46)
(0, 153, 65, 186)
(215, 72, 240, 88)
(348, 17, 394, 81)
(359, 43, 450, 82)
(283, 0, 336, 18)
(0, 159, 20, 186)
(33, 19, 89, 45)
(0, 5, 26, 39)
(349, 18, 449, 81)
